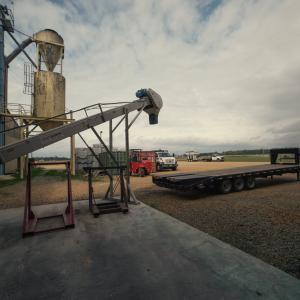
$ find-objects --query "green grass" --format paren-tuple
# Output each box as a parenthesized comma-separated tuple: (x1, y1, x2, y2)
(224, 155, 269, 162)
(0, 175, 22, 188)
(31, 168, 103, 182)
(31, 168, 68, 181)
(0, 168, 104, 189)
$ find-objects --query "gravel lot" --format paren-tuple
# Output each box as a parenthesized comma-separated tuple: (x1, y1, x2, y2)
(0, 161, 299, 279)
(138, 162, 300, 280)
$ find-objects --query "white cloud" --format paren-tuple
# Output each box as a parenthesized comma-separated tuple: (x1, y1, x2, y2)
(4, 0, 300, 155)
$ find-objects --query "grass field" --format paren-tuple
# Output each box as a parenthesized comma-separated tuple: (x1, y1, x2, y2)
(224, 154, 269, 162)
(0, 167, 103, 189)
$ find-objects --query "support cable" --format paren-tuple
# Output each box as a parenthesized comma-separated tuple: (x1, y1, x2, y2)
(91, 126, 120, 167)
(13, 27, 32, 38)
(7, 31, 37, 68)
(77, 132, 113, 181)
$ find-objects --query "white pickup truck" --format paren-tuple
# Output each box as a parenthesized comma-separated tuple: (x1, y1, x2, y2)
(155, 151, 177, 171)
(211, 154, 224, 161)
(186, 152, 224, 162)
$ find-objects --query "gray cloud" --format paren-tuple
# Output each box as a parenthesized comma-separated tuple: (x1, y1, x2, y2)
(4, 0, 300, 155)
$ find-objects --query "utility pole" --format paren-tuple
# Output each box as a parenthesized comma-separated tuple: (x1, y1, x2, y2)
(0, 21, 4, 175)
(0, 5, 14, 175)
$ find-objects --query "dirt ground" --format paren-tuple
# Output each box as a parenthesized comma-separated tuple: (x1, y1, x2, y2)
(0, 161, 263, 208)
(0, 161, 300, 279)
(138, 162, 300, 280)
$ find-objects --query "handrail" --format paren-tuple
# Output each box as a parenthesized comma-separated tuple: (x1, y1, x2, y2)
(0, 101, 131, 134)
(0, 88, 163, 163)
(0, 99, 150, 163)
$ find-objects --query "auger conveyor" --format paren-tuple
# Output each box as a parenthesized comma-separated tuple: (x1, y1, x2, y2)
(0, 88, 162, 163)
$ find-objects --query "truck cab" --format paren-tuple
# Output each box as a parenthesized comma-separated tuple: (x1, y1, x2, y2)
(130, 150, 156, 177)
(130, 157, 153, 177)
(155, 150, 177, 171)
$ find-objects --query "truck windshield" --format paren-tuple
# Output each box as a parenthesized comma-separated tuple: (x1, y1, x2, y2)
(158, 152, 171, 157)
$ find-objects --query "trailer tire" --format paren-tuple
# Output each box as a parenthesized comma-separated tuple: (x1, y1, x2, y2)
(138, 168, 145, 177)
(217, 179, 232, 194)
(245, 177, 256, 189)
(233, 178, 245, 192)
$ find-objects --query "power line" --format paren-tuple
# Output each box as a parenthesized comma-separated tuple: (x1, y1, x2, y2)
(13, 27, 32, 39)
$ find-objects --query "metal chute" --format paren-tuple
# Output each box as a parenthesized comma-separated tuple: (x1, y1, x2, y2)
(33, 29, 64, 72)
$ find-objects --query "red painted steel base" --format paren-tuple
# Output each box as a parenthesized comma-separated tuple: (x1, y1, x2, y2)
(23, 161, 75, 237)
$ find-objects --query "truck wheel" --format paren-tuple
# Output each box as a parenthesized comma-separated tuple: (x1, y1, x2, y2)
(233, 178, 245, 192)
(172, 166, 177, 171)
(217, 179, 232, 194)
(138, 168, 145, 177)
(245, 177, 256, 189)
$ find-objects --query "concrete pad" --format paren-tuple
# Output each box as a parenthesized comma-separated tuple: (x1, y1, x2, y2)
(0, 201, 299, 300)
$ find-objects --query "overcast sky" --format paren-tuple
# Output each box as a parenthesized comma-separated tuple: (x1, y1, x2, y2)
(4, 0, 300, 155)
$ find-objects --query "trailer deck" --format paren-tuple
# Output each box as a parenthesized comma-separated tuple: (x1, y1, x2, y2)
(153, 163, 300, 191)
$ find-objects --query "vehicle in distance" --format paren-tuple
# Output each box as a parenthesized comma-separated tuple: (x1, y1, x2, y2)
(130, 150, 156, 177)
(154, 150, 177, 171)
(211, 154, 224, 161)
(186, 151, 224, 162)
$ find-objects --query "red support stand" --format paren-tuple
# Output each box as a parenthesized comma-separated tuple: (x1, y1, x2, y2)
(23, 161, 75, 237)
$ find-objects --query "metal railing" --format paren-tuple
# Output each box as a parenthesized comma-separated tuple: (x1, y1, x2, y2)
(23, 63, 34, 95)
(0, 102, 32, 115)
(0, 101, 132, 135)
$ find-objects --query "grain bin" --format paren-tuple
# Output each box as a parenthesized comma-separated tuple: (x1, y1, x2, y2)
(33, 71, 65, 130)
(33, 29, 65, 131)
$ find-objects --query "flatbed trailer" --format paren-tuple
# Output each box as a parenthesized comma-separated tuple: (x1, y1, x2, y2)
(153, 148, 300, 194)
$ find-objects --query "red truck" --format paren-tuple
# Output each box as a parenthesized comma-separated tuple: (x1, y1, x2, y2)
(130, 150, 156, 177)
